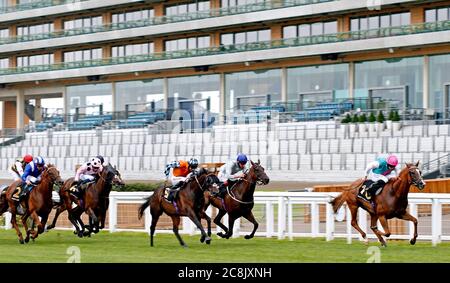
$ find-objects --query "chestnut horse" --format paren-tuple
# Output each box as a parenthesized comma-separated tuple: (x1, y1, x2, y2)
(0, 164, 63, 244)
(203, 160, 270, 239)
(330, 162, 426, 247)
(46, 163, 124, 237)
(138, 168, 218, 247)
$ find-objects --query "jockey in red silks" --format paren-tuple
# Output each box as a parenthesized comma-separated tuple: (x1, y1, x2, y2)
(359, 154, 399, 200)
(9, 154, 33, 181)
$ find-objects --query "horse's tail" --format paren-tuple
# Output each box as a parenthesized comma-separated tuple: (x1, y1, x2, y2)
(138, 195, 152, 220)
(329, 190, 350, 214)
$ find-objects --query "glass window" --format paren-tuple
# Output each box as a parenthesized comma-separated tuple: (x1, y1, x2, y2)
(391, 13, 401, 26)
(221, 33, 233, 45)
(380, 15, 390, 28)
(115, 79, 165, 112)
(66, 83, 113, 116)
(368, 16, 379, 29)
(425, 9, 436, 22)
(350, 19, 359, 31)
(0, 28, 9, 38)
(287, 64, 349, 107)
(0, 58, 9, 69)
(235, 32, 246, 44)
(324, 21, 337, 34)
(247, 31, 257, 43)
(437, 8, 449, 21)
(299, 24, 311, 37)
(169, 74, 221, 116)
(283, 26, 297, 38)
(400, 12, 410, 25)
(225, 69, 281, 112)
(311, 22, 323, 36)
(360, 18, 368, 30)
(258, 29, 270, 41)
(355, 57, 423, 109)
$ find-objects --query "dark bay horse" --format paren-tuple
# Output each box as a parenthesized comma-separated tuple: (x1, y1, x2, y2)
(47, 164, 124, 236)
(330, 162, 426, 247)
(204, 160, 270, 240)
(0, 164, 63, 244)
(138, 168, 219, 247)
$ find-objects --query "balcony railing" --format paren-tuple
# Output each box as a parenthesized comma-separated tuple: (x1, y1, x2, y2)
(1, 20, 450, 76)
(0, 0, 89, 14)
(0, 0, 335, 45)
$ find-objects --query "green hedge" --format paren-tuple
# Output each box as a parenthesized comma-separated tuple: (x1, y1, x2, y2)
(112, 182, 163, 192)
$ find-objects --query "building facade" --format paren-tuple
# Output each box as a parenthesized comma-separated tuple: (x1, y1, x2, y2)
(1, 0, 450, 129)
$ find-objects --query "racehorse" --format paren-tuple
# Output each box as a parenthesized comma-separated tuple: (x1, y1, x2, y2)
(138, 168, 219, 247)
(204, 160, 269, 240)
(0, 164, 63, 244)
(330, 162, 426, 247)
(46, 163, 124, 236)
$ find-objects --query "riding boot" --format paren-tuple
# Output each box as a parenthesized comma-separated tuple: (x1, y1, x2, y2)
(212, 183, 227, 198)
(168, 181, 184, 202)
(18, 185, 30, 201)
(368, 180, 386, 198)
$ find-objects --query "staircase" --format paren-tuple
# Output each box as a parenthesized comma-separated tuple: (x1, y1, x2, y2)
(422, 153, 450, 179)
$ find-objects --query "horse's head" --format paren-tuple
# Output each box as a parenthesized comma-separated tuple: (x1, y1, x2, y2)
(108, 164, 125, 189)
(405, 161, 426, 190)
(44, 164, 64, 187)
(249, 160, 269, 185)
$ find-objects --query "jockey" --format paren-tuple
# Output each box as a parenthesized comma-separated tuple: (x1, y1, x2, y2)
(9, 154, 33, 181)
(12, 156, 46, 201)
(214, 153, 250, 198)
(359, 154, 399, 201)
(164, 158, 199, 195)
(73, 156, 104, 194)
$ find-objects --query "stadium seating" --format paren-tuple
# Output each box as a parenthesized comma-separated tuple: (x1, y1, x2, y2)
(293, 102, 353, 122)
(68, 114, 113, 131)
(118, 111, 167, 129)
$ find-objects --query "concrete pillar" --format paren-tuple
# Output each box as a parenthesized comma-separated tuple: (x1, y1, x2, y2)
(281, 67, 287, 103)
(220, 72, 225, 119)
(348, 62, 355, 99)
(423, 55, 429, 109)
(0, 101, 3, 129)
(16, 90, 24, 130)
(163, 77, 169, 110)
(111, 81, 117, 112)
(34, 98, 42, 122)
(271, 24, 282, 40)
(154, 3, 164, 17)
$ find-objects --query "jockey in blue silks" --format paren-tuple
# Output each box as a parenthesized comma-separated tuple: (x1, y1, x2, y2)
(13, 156, 46, 201)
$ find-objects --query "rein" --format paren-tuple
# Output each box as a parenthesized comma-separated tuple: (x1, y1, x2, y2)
(226, 179, 254, 205)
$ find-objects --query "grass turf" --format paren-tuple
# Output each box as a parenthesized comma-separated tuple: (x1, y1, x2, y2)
(0, 230, 450, 263)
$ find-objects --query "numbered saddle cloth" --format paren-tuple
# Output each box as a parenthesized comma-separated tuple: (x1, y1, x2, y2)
(358, 180, 374, 201)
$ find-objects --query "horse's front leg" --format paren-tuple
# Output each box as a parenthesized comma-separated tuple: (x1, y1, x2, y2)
(187, 210, 211, 244)
(242, 210, 258, 240)
(47, 204, 65, 230)
(29, 211, 42, 240)
(370, 214, 387, 247)
(214, 209, 229, 238)
(21, 213, 31, 243)
(398, 212, 418, 245)
(377, 216, 391, 238)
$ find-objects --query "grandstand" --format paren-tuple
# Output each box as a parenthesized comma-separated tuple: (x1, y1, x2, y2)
(1, 0, 450, 182)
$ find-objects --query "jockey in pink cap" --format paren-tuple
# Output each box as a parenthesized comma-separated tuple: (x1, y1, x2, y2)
(359, 154, 399, 201)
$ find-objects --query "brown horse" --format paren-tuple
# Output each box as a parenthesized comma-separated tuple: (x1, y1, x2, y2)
(204, 160, 270, 239)
(0, 164, 63, 244)
(138, 168, 218, 247)
(46, 163, 124, 236)
(330, 162, 426, 247)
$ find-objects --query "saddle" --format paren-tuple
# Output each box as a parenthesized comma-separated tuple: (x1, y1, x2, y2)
(69, 180, 95, 198)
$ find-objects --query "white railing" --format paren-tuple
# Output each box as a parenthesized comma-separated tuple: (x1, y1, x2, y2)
(2, 191, 450, 246)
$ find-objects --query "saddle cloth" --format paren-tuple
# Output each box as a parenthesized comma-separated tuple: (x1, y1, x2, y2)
(358, 180, 375, 201)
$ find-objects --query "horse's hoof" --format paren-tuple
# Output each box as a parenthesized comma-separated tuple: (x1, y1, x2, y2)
(24, 237, 29, 243)
(217, 232, 225, 238)
(244, 235, 252, 240)
(77, 231, 83, 238)
(19, 239, 24, 244)
(46, 225, 54, 230)
(205, 237, 211, 245)
(182, 244, 188, 248)
(385, 233, 391, 238)
(200, 236, 205, 243)
(381, 242, 387, 248)
(410, 239, 416, 245)
(73, 231, 77, 235)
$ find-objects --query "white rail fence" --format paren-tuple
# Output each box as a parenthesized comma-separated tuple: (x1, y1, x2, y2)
(1, 192, 450, 246)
